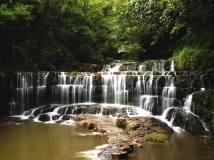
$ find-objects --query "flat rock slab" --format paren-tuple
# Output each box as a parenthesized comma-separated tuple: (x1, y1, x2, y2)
(0, 117, 31, 125)
(73, 114, 173, 159)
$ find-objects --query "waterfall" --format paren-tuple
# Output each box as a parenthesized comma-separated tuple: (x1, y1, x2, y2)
(8, 60, 212, 129)
(140, 95, 158, 113)
(52, 73, 94, 104)
(15, 73, 33, 114)
(82, 74, 93, 103)
(170, 60, 175, 72)
(184, 94, 193, 111)
(152, 61, 164, 71)
(52, 72, 70, 104)
(9, 72, 49, 115)
(162, 76, 177, 111)
(102, 72, 128, 104)
(139, 64, 147, 72)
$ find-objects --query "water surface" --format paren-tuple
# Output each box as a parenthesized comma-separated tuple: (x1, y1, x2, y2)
(129, 128, 213, 160)
(0, 123, 213, 160)
(0, 122, 106, 160)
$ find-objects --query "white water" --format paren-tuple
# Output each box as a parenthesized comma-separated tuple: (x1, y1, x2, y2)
(102, 72, 128, 104)
(9, 60, 212, 135)
(170, 60, 175, 72)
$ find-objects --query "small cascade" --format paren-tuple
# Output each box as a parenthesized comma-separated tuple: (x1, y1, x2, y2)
(152, 61, 164, 72)
(52, 73, 94, 104)
(162, 76, 178, 111)
(9, 72, 49, 115)
(183, 94, 193, 111)
(102, 72, 128, 104)
(35, 72, 49, 107)
(138, 60, 165, 72)
(135, 75, 145, 105)
(52, 72, 70, 104)
(200, 74, 211, 89)
(102, 65, 111, 72)
(138, 64, 147, 72)
(15, 73, 33, 114)
(170, 60, 175, 72)
(140, 95, 158, 113)
(71, 76, 82, 103)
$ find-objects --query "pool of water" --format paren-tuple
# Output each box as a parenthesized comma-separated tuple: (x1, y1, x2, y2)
(0, 123, 213, 160)
(0, 122, 106, 160)
(129, 128, 213, 160)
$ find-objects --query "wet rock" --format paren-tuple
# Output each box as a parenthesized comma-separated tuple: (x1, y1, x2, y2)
(72, 107, 82, 114)
(76, 121, 97, 130)
(64, 106, 75, 114)
(119, 144, 134, 153)
(98, 148, 119, 159)
(102, 107, 111, 115)
(185, 113, 206, 134)
(111, 151, 128, 159)
(55, 106, 67, 114)
(87, 105, 101, 114)
(23, 110, 33, 116)
(0, 116, 33, 125)
(165, 108, 206, 134)
(116, 116, 127, 128)
(0, 117, 22, 125)
(38, 114, 50, 121)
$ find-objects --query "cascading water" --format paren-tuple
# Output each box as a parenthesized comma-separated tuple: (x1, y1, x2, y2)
(8, 60, 213, 134)
(162, 76, 177, 111)
(9, 72, 48, 115)
(101, 72, 128, 104)
(170, 60, 174, 72)
(52, 73, 94, 104)
(10, 72, 94, 115)
(9, 60, 179, 116)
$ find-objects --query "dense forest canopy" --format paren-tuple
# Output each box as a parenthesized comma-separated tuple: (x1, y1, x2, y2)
(0, 0, 214, 71)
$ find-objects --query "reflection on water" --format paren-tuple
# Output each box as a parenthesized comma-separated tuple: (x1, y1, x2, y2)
(0, 123, 106, 160)
(129, 128, 213, 160)
(0, 123, 213, 160)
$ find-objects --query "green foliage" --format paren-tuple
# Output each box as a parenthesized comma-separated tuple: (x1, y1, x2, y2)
(212, 113, 214, 127)
(124, 124, 129, 134)
(0, 3, 33, 21)
(172, 47, 214, 70)
(152, 70, 159, 75)
(71, 71, 78, 75)
(152, 134, 167, 143)
(127, 101, 135, 106)
(0, 0, 214, 70)
(0, 71, 5, 77)
(192, 90, 214, 127)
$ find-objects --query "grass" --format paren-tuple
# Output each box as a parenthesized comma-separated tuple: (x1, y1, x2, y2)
(151, 134, 167, 143)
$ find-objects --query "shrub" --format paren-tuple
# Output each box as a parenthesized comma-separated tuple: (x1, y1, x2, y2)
(151, 134, 167, 143)
(172, 47, 214, 71)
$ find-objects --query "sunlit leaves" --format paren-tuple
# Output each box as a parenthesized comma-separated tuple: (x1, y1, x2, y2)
(0, 3, 33, 21)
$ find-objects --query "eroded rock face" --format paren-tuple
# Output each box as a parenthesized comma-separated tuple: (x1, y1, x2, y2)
(165, 108, 206, 134)
(191, 90, 214, 135)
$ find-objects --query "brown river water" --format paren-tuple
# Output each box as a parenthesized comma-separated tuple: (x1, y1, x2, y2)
(0, 123, 213, 160)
